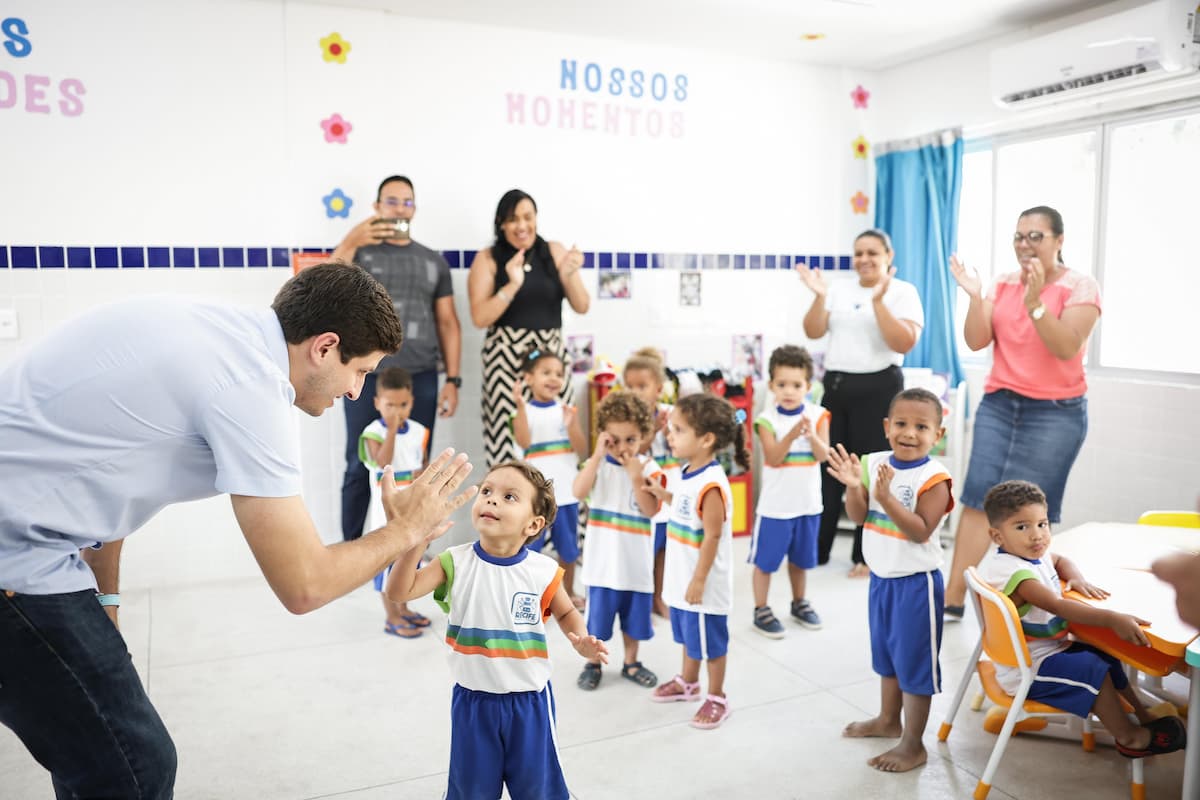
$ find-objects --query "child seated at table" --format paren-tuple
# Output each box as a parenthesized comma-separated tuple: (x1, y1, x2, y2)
(977, 480, 1187, 759)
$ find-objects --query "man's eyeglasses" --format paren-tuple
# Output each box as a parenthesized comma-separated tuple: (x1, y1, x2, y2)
(1013, 231, 1049, 244)
(382, 198, 415, 208)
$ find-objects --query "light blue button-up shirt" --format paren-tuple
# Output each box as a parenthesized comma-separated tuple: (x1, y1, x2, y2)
(0, 297, 302, 595)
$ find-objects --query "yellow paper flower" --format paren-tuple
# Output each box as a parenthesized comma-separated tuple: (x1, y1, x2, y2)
(320, 33, 351, 64)
(852, 136, 869, 159)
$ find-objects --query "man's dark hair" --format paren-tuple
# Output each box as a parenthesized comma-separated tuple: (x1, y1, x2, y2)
(272, 262, 403, 362)
(377, 175, 414, 201)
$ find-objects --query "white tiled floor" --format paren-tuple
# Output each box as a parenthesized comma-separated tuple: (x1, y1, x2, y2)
(1, 535, 1188, 799)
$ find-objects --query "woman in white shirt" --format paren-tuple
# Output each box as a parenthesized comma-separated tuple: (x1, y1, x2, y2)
(797, 229, 924, 577)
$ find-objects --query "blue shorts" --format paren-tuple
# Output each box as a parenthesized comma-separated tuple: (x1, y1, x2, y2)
(586, 587, 653, 642)
(654, 521, 667, 554)
(1027, 643, 1129, 718)
(448, 683, 567, 800)
(668, 608, 729, 661)
(748, 514, 820, 572)
(528, 503, 580, 564)
(960, 390, 1087, 522)
(869, 570, 943, 695)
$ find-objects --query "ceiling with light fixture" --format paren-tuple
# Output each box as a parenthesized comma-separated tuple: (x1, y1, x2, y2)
(294, 0, 1115, 69)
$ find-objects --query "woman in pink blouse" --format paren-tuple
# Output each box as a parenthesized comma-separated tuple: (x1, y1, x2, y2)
(943, 206, 1102, 620)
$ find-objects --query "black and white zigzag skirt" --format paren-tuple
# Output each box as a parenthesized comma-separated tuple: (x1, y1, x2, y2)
(482, 325, 574, 467)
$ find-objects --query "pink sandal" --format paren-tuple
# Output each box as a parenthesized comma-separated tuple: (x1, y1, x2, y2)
(690, 694, 731, 729)
(651, 675, 701, 703)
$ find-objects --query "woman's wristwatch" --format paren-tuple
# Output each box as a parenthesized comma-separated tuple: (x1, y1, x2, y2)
(445, 376, 462, 388)
(1028, 303, 1047, 321)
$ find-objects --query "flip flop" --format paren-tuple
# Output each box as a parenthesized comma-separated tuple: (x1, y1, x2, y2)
(384, 620, 422, 639)
(400, 612, 432, 628)
(1116, 715, 1187, 758)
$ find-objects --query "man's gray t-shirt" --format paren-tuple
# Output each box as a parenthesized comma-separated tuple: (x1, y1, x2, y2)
(355, 240, 453, 373)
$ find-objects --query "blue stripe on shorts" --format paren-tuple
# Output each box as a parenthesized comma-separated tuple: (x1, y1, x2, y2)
(586, 587, 654, 642)
(1027, 642, 1128, 718)
(668, 607, 729, 660)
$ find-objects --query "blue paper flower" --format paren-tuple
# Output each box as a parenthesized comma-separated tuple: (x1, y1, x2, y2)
(323, 188, 352, 218)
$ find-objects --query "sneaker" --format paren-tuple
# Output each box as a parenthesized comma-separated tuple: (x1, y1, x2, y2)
(790, 599, 822, 630)
(944, 605, 965, 624)
(753, 606, 785, 638)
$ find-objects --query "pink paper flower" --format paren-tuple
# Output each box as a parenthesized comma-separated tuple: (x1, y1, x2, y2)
(852, 136, 869, 159)
(851, 191, 870, 215)
(851, 85, 870, 109)
(320, 113, 353, 144)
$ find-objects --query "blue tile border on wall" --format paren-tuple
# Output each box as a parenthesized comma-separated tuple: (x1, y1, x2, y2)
(0, 245, 852, 272)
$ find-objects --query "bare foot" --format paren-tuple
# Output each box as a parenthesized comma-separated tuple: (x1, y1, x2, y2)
(868, 741, 928, 772)
(848, 563, 871, 578)
(843, 716, 902, 738)
(653, 599, 670, 618)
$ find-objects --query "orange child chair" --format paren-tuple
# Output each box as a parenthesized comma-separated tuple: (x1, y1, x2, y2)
(938, 567, 1147, 800)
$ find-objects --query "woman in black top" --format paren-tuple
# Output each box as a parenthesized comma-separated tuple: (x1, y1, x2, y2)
(468, 189, 590, 465)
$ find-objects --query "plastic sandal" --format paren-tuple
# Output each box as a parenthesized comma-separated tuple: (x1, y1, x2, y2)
(383, 620, 422, 639)
(1116, 715, 1187, 758)
(620, 661, 658, 688)
(400, 612, 432, 628)
(577, 662, 602, 691)
(651, 675, 700, 703)
(690, 694, 731, 729)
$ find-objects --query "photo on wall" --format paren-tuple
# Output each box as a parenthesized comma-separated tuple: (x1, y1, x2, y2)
(597, 271, 631, 299)
(679, 272, 701, 306)
(566, 334, 595, 374)
(731, 333, 763, 382)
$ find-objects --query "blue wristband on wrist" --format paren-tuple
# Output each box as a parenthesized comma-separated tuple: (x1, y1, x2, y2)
(97, 593, 120, 607)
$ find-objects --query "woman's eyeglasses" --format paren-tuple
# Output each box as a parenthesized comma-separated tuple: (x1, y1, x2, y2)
(1013, 231, 1049, 244)
(382, 198, 415, 208)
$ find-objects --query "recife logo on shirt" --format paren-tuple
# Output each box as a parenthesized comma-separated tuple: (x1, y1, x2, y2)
(676, 494, 694, 520)
(511, 592, 539, 625)
(897, 485, 915, 510)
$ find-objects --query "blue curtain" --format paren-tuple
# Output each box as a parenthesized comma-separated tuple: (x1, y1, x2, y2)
(874, 129, 964, 385)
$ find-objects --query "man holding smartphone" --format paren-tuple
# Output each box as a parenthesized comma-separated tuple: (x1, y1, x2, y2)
(332, 175, 463, 546)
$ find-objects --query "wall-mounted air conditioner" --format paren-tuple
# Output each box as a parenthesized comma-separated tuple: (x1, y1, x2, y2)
(990, 0, 1200, 108)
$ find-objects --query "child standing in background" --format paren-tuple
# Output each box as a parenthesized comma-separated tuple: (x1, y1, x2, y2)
(573, 391, 664, 692)
(750, 345, 830, 638)
(978, 480, 1186, 759)
(652, 393, 748, 730)
(358, 366, 430, 639)
(512, 348, 588, 608)
(384, 461, 608, 800)
(622, 346, 679, 618)
(825, 387, 953, 772)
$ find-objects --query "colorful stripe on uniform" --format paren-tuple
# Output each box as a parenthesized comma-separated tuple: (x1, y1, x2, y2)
(864, 509, 907, 541)
(667, 520, 704, 548)
(779, 452, 817, 467)
(1021, 616, 1070, 640)
(445, 625, 549, 659)
(374, 469, 416, 486)
(655, 455, 682, 470)
(588, 508, 652, 536)
(525, 440, 573, 458)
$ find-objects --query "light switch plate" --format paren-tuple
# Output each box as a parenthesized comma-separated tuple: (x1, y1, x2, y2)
(0, 308, 19, 340)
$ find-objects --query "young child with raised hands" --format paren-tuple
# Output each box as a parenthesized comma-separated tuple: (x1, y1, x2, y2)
(383, 461, 607, 800)
(622, 346, 679, 618)
(651, 393, 748, 730)
(750, 345, 830, 638)
(825, 387, 953, 772)
(512, 347, 588, 608)
(358, 367, 431, 638)
(572, 391, 664, 692)
(977, 480, 1186, 759)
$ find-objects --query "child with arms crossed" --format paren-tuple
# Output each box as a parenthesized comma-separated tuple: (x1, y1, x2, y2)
(978, 480, 1186, 758)
(651, 393, 749, 730)
(622, 346, 679, 618)
(384, 461, 608, 800)
(826, 387, 953, 772)
(751, 345, 830, 637)
(358, 367, 430, 638)
(512, 348, 588, 608)
(573, 391, 664, 691)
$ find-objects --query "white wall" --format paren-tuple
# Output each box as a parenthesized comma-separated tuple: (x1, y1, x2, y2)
(1, 0, 874, 590)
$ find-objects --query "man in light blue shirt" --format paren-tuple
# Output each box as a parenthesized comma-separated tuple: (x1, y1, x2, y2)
(0, 263, 477, 799)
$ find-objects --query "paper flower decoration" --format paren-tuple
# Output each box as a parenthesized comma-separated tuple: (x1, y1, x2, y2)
(852, 136, 869, 159)
(851, 85, 870, 109)
(851, 191, 870, 215)
(320, 33, 351, 64)
(800, 33, 826, 41)
(320, 113, 353, 144)
(323, 188, 353, 218)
